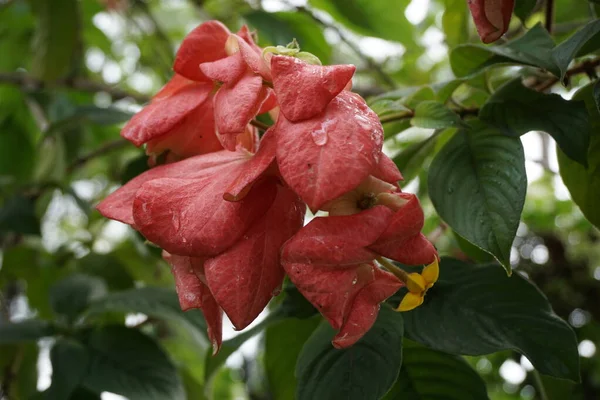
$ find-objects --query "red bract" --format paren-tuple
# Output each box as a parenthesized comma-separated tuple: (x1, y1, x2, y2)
(275, 91, 384, 211)
(121, 75, 223, 163)
(281, 176, 437, 346)
(205, 185, 305, 329)
(270, 55, 355, 122)
(163, 252, 223, 353)
(281, 207, 403, 347)
(200, 35, 274, 146)
(468, 0, 515, 43)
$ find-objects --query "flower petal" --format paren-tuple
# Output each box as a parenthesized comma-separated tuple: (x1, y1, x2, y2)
(224, 128, 277, 201)
(122, 79, 213, 147)
(372, 154, 403, 184)
(163, 252, 223, 353)
(205, 185, 305, 329)
(199, 52, 246, 84)
(132, 174, 277, 257)
(174, 20, 230, 81)
(97, 151, 247, 226)
(271, 55, 355, 122)
(214, 73, 270, 137)
(371, 233, 437, 266)
(281, 206, 393, 266)
(333, 267, 402, 348)
(276, 91, 383, 211)
(468, 0, 515, 44)
(145, 94, 222, 160)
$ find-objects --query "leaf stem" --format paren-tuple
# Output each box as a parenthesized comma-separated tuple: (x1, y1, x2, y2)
(533, 370, 550, 400)
(250, 119, 271, 131)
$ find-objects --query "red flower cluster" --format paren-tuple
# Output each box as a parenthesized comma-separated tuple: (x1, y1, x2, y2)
(98, 21, 437, 352)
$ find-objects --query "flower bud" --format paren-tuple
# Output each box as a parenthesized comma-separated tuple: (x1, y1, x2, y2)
(468, 0, 515, 43)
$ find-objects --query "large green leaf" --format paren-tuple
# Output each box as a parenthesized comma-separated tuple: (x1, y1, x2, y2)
(451, 24, 559, 77)
(31, 0, 80, 80)
(296, 306, 404, 400)
(402, 258, 580, 382)
(0, 195, 40, 235)
(0, 343, 39, 399)
(428, 120, 527, 272)
(480, 79, 590, 166)
(244, 11, 331, 64)
(265, 317, 321, 400)
(46, 339, 90, 400)
(411, 101, 461, 129)
(0, 320, 55, 343)
(514, 0, 538, 21)
(553, 19, 600, 80)
(50, 274, 108, 321)
(85, 287, 208, 346)
(383, 340, 489, 400)
(558, 82, 600, 228)
(78, 326, 185, 400)
(309, 0, 414, 45)
(442, 0, 469, 47)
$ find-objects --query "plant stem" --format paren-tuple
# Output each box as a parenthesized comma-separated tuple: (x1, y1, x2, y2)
(67, 138, 130, 172)
(545, 0, 555, 34)
(250, 119, 271, 131)
(533, 370, 550, 400)
(375, 257, 410, 282)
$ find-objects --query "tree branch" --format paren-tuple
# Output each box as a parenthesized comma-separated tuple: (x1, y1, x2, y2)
(294, 6, 398, 90)
(0, 72, 150, 103)
(545, 0, 555, 34)
(67, 138, 130, 172)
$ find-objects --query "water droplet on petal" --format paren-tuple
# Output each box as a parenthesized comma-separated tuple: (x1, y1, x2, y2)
(352, 277, 358, 285)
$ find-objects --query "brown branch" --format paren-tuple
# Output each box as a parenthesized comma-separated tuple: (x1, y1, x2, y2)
(545, 0, 555, 34)
(67, 138, 130, 172)
(0, 72, 150, 103)
(294, 6, 398, 89)
(250, 119, 271, 131)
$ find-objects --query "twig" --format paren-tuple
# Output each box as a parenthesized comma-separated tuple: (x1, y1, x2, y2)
(250, 119, 271, 131)
(294, 6, 398, 89)
(0, 72, 150, 103)
(67, 138, 130, 172)
(545, 0, 555, 34)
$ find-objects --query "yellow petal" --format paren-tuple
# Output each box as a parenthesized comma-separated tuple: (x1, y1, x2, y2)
(405, 272, 426, 293)
(422, 258, 439, 286)
(396, 292, 424, 312)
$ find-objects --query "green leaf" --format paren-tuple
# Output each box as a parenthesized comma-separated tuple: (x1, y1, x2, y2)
(296, 306, 404, 400)
(514, 0, 538, 21)
(383, 340, 489, 400)
(0, 343, 39, 399)
(553, 19, 600, 80)
(0, 195, 40, 235)
(442, 0, 469, 47)
(31, 0, 80, 80)
(411, 101, 462, 129)
(393, 129, 447, 184)
(244, 11, 331, 64)
(428, 120, 527, 272)
(50, 274, 108, 321)
(79, 325, 185, 400)
(0, 320, 55, 343)
(46, 339, 90, 400)
(265, 317, 321, 400)
(403, 258, 580, 382)
(480, 79, 590, 166)
(0, 114, 36, 182)
(34, 136, 67, 183)
(204, 312, 283, 381)
(451, 24, 559, 77)
(558, 82, 600, 228)
(309, 0, 415, 45)
(77, 253, 135, 291)
(85, 287, 208, 346)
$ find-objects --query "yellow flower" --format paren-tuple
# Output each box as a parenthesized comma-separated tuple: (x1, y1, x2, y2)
(396, 258, 439, 312)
